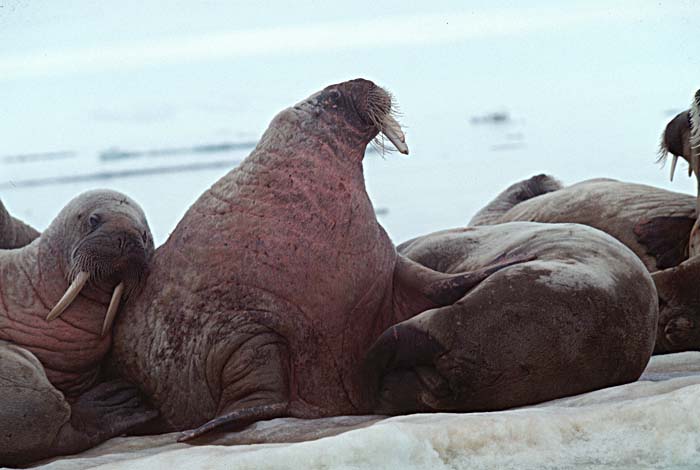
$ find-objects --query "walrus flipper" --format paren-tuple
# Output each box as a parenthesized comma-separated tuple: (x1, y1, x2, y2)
(468, 174, 562, 226)
(393, 253, 533, 319)
(179, 326, 291, 442)
(634, 216, 694, 269)
(0, 342, 157, 467)
(178, 403, 288, 442)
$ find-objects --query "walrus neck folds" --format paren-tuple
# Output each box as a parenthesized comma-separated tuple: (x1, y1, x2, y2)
(0, 239, 109, 396)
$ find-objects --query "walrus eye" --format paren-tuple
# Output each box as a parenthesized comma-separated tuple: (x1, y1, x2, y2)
(326, 89, 342, 106)
(89, 214, 101, 230)
(141, 230, 148, 244)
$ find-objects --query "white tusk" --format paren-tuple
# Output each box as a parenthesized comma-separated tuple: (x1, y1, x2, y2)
(381, 115, 409, 155)
(101, 282, 124, 337)
(46, 271, 90, 321)
(670, 154, 678, 181)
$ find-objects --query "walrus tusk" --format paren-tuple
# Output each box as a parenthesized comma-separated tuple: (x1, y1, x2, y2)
(102, 282, 124, 336)
(670, 154, 678, 181)
(381, 115, 409, 155)
(46, 271, 90, 321)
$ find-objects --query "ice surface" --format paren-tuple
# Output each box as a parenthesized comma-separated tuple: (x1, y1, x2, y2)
(30, 352, 700, 470)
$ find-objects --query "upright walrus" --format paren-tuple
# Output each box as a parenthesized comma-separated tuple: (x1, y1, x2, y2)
(0, 198, 39, 249)
(111, 79, 531, 440)
(0, 190, 157, 467)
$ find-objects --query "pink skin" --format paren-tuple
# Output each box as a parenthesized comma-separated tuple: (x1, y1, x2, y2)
(0, 190, 157, 466)
(111, 79, 527, 438)
(0, 190, 154, 396)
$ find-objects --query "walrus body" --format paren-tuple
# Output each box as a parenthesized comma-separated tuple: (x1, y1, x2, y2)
(364, 222, 658, 414)
(0, 199, 39, 249)
(470, 176, 700, 354)
(111, 79, 531, 440)
(0, 190, 156, 466)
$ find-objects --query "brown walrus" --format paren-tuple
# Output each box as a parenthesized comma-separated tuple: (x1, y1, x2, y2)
(110, 79, 531, 441)
(0, 198, 39, 249)
(0, 190, 157, 467)
(469, 93, 700, 354)
(364, 222, 657, 414)
(469, 175, 700, 355)
(659, 89, 700, 184)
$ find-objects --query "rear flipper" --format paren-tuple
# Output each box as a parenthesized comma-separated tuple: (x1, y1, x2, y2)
(393, 252, 534, 320)
(0, 341, 157, 467)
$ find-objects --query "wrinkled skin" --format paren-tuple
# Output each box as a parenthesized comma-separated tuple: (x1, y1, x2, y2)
(470, 176, 700, 355)
(111, 79, 530, 441)
(0, 199, 39, 249)
(0, 190, 156, 467)
(365, 222, 657, 413)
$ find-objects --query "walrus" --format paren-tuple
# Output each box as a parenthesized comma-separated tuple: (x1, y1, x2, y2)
(0, 198, 39, 249)
(658, 89, 700, 183)
(364, 222, 658, 414)
(0, 190, 157, 466)
(467, 93, 700, 354)
(110, 79, 532, 441)
(469, 176, 700, 354)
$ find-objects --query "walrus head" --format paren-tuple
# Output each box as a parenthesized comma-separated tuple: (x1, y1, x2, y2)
(283, 78, 408, 157)
(659, 89, 700, 181)
(44, 190, 154, 336)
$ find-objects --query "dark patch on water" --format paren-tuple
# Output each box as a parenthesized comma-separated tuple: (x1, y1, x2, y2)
(0, 159, 242, 189)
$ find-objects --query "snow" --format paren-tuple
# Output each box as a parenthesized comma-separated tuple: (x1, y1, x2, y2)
(32, 353, 700, 470)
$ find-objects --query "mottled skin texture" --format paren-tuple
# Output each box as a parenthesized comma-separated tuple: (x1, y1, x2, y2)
(0, 190, 156, 467)
(470, 177, 700, 355)
(0, 199, 39, 249)
(364, 222, 658, 413)
(110, 79, 528, 438)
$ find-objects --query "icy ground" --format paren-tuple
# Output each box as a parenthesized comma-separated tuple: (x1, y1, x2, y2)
(32, 352, 700, 470)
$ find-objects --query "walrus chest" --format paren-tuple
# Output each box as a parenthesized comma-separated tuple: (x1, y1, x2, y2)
(0, 298, 109, 395)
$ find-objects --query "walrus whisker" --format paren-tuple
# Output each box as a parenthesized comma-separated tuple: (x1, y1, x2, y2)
(102, 282, 124, 337)
(46, 271, 90, 321)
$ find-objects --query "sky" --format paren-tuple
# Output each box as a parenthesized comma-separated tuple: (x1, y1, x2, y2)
(0, 0, 698, 243)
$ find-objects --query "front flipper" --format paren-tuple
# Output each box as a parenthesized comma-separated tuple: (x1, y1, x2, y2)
(178, 403, 288, 442)
(0, 342, 157, 467)
(634, 216, 694, 269)
(392, 253, 534, 319)
(179, 327, 291, 443)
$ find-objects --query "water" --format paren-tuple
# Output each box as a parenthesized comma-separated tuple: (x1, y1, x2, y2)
(1, 1, 698, 245)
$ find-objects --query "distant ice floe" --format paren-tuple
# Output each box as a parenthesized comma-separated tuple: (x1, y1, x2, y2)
(36, 352, 700, 470)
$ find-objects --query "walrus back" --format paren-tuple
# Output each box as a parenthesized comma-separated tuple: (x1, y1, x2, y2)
(0, 200, 40, 249)
(468, 174, 562, 226)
